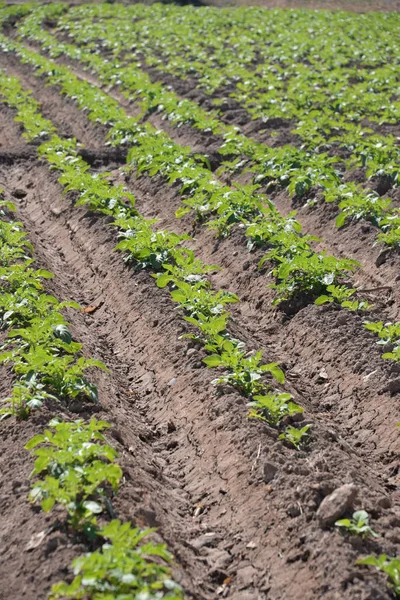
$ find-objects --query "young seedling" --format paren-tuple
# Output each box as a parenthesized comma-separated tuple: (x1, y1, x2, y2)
(364, 321, 400, 362)
(279, 424, 312, 449)
(357, 555, 400, 597)
(316, 285, 372, 312)
(49, 519, 184, 600)
(335, 510, 378, 539)
(248, 392, 302, 426)
(25, 418, 122, 538)
(205, 347, 285, 396)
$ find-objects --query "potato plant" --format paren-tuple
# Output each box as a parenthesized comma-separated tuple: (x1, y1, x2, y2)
(335, 510, 378, 539)
(50, 519, 183, 600)
(26, 418, 122, 537)
(25, 419, 182, 595)
(316, 285, 373, 312)
(364, 321, 400, 362)
(357, 555, 400, 597)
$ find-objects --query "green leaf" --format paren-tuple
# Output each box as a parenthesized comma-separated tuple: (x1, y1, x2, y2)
(42, 496, 56, 512)
(315, 295, 330, 305)
(335, 212, 346, 229)
(54, 324, 72, 344)
(25, 434, 45, 450)
(265, 363, 285, 383)
(175, 206, 191, 218)
(35, 269, 54, 279)
(203, 354, 224, 367)
(155, 273, 172, 288)
(335, 518, 352, 527)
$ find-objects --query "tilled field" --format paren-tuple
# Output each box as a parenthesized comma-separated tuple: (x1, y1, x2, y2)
(0, 4, 399, 600)
(207, 0, 400, 11)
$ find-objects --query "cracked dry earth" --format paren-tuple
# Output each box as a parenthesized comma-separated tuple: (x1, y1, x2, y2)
(0, 35, 400, 600)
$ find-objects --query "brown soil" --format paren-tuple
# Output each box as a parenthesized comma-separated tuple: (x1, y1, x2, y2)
(0, 35, 400, 600)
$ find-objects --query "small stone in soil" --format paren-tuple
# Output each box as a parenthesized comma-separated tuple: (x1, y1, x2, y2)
(388, 378, 400, 394)
(205, 548, 232, 570)
(287, 504, 301, 518)
(236, 565, 257, 589)
(317, 483, 358, 528)
(190, 532, 221, 550)
(263, 462, 278, 483)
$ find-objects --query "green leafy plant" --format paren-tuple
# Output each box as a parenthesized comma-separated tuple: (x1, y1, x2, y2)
(170, 280, 239, 319)
(154, 251, 219, 288)
(270, 252, 358, 305)
(364, 321, 400, 362)
(248, 392, 302, 426)
(0, 191, 103, 418)
(204, 345, 284, 396)
(357, 555, 400, 597)
(364, 321, 400, 346)
(114, 215, 191, 271)
(316, 285, 372, 312)
(336, 510, 378, 538)
(49, 519, 183, 600)
(26, 418, 122, 537)
(279, 424, 312, 449)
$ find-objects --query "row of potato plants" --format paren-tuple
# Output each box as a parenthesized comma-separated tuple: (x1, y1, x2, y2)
(0, 193, 182, 598)
(2, 26, 399, 365)
(0, 65, 313, 449)
(53, 4, 400, 181)
(15, 3, 400, 249)
(4, 22, 400, 371)
(69, 3, 400, 137)
(1, 196, 398, 596)
(55, 4, 400, 94)
(0, 195, 103, 419)
(0, 27, 363, 311)
(4, 5, 396, 366)
(29, 417, 183, 600)
(111, 6, 400, 138)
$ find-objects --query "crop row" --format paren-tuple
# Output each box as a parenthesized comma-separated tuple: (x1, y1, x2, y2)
(1, 57, 399, 600)
(54, 4, 400, 182)
(0, 193, 103, 419)
(0, 193, 182, 599)
(0, 25, 364, 310)
(57, 4, 400, 90)
(112, 6, 400, 135)
(2, 24, 399, 365)
(63, 3, 400, 134)
(0, 66, 314, 449)
(13, 3, 400, 249)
